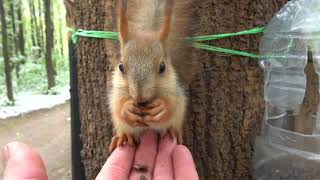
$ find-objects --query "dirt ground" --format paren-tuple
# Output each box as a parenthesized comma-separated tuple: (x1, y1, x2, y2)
(0, 102, 71, 180)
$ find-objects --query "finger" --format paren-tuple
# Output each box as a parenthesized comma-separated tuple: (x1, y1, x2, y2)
(154, 110, 168, 121)
(96, 144, 135, 180)
(123, 109, 143, 122)
(145, 99, 162, 109)
(129, 131, 158, 180)
(143, 104, 165, 116)
(128, 104, 143, 115)
(153, 134, 175, 180)
(1, 142, 48, 180)
(123, 111, 147, 127)
(172, 145, 199, 180)
(144, 110, 168, 123)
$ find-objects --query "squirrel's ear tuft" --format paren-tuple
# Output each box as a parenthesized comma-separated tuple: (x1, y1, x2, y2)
(158, 0, 174, 42)
(117, 0, 130, 44)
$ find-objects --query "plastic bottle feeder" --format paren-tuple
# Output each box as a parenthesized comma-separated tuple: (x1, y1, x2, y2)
(254, 0, 320, 179)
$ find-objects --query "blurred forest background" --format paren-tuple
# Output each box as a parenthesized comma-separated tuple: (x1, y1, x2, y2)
(0, 0, 68, 106)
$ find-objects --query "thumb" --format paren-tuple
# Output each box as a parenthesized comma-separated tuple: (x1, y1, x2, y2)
(1, 142, 48, 180)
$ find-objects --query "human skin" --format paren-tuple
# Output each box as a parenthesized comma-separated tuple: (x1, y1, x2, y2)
(1, 131, 198, 180)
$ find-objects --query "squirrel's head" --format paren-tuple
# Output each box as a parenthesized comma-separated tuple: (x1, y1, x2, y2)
(116, 0, 175, 105)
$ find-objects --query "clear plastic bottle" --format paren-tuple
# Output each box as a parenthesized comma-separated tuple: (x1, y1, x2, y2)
(254, 0, 320, 179)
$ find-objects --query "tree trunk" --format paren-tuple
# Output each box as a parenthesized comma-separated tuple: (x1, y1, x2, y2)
(17, 2, 25, 58)
(32, 0, 42, 52)
(28, 0, 36, 48)
(0, 0, 14, 102)
(74, 1, 116, 179)
(38, 0, 45, 52)
(44, 0, 55, 90)
(9, 2, 22, 79)
(9, 3, 18, 56)
(72, 0, 287, 179)
(183, 1, 288, 179)
(59, 20, 64, 56)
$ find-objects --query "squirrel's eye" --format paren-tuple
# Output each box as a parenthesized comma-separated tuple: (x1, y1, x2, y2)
(159, 62, 166, 74)
(119, 63, 125, 73)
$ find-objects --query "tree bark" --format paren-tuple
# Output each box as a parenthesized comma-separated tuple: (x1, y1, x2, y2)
(31, 0, 42, 52)
(9, 2, 21, 78)
(9, 3, 18, 56)
(17, 1, 25, 58)
(72, 0, 288, 179)
(0, 0, 14, 102)
(74, 1, 116, 179)
(183, 1, 287, 179)
(59, 20, 64, 56)
(44, 0, 55, 90)
(28, 0, 36, 48)
(38, 0, 45, 52)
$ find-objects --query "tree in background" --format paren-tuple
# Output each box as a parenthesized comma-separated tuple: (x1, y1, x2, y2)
(0, 0, 67, 105)
(17, 0, 25, 60)
(28, 0, 36, 49)
(0, 0, 14, 103)
(69, 0, 288, 179)
(44, 0, 55, 90)
(38, 0, 45, 53)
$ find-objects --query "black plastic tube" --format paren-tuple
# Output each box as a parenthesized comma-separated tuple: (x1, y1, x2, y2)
(69, 40, 85, 180)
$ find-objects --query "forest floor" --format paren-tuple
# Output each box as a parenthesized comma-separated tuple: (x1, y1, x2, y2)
(0, 102, 71, 180)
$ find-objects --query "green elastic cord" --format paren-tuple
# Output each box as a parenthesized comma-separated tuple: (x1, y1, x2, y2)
(187, 27, 264, 42)
(69, 29, 118, 44)
(69, 27, 265, 59)
(191, 43, 261, 58)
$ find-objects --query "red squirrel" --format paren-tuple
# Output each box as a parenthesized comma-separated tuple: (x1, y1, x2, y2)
(108, 0, 193, 152)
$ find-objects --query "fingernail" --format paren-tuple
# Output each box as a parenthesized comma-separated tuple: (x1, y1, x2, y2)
(0, 145, 10, 169)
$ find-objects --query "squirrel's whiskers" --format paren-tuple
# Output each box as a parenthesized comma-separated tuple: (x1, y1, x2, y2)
(108, 0, 194, 152)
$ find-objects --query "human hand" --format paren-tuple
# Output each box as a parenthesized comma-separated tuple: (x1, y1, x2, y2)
(97, 131, 199, 180)
(0, 131, 198, 180)
(0, 142, 48, 180)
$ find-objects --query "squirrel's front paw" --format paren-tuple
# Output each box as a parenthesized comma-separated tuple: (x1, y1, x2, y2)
(121, 100, 148, 127)
(142, 98, 170, 124)
(108, 133, 136, 153)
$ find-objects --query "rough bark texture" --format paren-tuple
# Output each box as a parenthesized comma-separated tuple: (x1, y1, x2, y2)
(17, 2, 25, 57)
(183, 1, 288, 179)
(31, 0, 42, 51)
(28, 0, 36, 47)
(44, 0, 56, 90)
(9, 3, 18, 56)
(73, 0, 287, 179)
(38, 0, 45, 51)
(74, 0, 117, 179)
(0, 0, 14, 102)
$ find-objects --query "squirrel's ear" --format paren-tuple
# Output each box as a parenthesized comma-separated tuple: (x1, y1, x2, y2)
(117, 0, 130, 44)
(158, 0, 174, 42)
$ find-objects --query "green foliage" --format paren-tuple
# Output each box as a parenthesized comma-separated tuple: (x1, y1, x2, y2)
(0, 0, 69, 106)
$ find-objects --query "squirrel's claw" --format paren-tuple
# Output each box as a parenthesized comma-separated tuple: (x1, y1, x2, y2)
(108, 133, 136, 153)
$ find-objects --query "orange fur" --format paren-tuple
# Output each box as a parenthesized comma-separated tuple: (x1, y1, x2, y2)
(109, 0, 193, 151)
(117, 0, 130, 45)
(158, 0, 174, 42)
